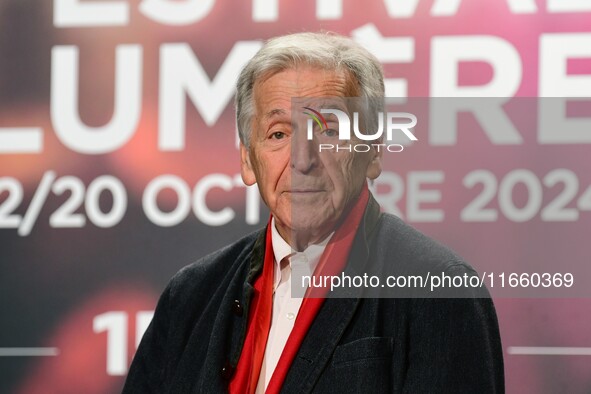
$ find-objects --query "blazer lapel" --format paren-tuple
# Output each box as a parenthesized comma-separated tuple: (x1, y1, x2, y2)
(279, 193, 383, 393)
(279, 296, 362, 393)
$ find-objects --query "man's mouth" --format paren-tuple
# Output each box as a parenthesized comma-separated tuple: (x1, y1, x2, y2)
(287, 189, 324, 193)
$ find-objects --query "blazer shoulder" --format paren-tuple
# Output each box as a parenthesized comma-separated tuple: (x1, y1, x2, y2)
(376, 213, 473, 273)
(166, 228, 263, 301)
(369, 213, 492, 297)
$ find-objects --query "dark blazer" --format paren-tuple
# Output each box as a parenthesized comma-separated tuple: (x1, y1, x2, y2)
(123, 195, 504, 393)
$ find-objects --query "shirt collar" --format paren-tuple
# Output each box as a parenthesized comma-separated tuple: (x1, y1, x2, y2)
(270, 217, 332, 290)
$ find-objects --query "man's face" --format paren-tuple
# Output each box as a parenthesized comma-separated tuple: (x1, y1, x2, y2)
(240, 66, 382, 249)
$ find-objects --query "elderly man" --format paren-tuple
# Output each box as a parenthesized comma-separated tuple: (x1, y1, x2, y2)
(123, 32, 504, 393)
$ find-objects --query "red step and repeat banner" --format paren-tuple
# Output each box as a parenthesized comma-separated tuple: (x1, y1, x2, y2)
(1, 0, 590, 392)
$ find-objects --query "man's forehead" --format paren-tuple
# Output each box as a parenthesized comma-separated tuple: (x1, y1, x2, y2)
(254, 66, 354, 97)
(293, 97, 349, 110)
(263, 108, 288, 120)
(252, 67, 358, 124)
(262, 98, 349, 120)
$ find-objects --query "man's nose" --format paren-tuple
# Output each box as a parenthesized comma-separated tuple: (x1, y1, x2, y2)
(290, 129, 319, 174)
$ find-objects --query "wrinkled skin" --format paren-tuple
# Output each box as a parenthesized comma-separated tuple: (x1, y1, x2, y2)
(240, 66, 382, 250)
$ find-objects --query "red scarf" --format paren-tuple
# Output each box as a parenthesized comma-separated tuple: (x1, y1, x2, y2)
(229, 218, 275, 394)
(229, 186, 369, 394)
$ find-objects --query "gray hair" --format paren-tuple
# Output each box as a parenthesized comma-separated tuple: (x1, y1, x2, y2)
(235, 31, 385, 147)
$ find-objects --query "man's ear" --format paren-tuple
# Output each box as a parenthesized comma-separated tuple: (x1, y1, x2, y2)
(240, 143, 257, 186)
(365, 140, 383, 180)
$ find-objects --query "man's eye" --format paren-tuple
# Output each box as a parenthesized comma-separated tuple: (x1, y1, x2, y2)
(271, 131, 286, 139)
(322, 129, 338, 137)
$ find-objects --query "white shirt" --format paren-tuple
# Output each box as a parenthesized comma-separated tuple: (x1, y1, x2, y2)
(255, 218, 331, 393)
